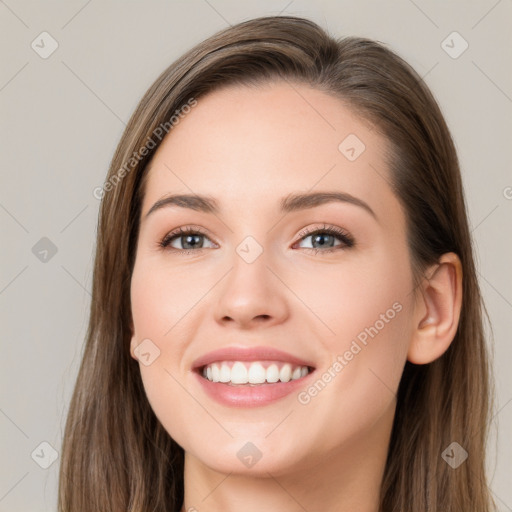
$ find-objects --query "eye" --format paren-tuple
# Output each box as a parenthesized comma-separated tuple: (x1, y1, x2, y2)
(294, 224, 355, 254)
(158, 225, 216, 254)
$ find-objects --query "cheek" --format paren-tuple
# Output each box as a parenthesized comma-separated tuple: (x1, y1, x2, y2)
(130, 257, 211, 350)
(291, 250, 414, 445)
(288, 242, 413, 355)
(130, 259, 217, 445)
(297, 306, 410, 455)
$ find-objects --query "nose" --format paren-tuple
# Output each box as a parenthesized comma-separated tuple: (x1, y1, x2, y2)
(214, 251, 289, 330)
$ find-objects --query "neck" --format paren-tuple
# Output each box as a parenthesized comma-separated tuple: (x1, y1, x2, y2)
(180, 402, 395, 512)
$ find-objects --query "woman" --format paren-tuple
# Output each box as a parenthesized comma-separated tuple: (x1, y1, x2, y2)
(59, 15, 496, 512)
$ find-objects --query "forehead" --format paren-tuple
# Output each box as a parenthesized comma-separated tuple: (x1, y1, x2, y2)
(141, 81, 397, 221)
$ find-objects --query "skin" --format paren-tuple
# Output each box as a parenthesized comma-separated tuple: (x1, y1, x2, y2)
(129, 81, 462, 512)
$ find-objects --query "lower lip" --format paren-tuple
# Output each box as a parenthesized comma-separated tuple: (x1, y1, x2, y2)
(194, 370, 315, 408)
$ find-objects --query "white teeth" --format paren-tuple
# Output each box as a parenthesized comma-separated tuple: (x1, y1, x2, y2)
(248, 362, 266, 384)
(211, 363, 220, 382)
(230, 362, 248, 384)
(219, 364, 231, 383)
(279, 364, 292, 383)
(266, 364, 280, 383)
(201, 360, 310, 384)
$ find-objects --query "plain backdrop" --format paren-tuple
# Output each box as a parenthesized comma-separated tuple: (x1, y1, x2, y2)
(1, 1, 511, 510)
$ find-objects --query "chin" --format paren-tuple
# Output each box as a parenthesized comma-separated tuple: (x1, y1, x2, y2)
(182, 434, 314, 477)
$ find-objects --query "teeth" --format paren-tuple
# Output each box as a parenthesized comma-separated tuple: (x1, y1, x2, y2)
(248, 362, 266, 384)
(266, 364, 279, 383)
(279, 364, 292, 383)
(219, 364, 231, 383)
(211, 364, 220, 382)
(231, 362, 248, 384)
(201, 361, 311, 385)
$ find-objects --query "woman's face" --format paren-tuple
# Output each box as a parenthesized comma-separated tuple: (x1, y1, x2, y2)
(130, 81, 419, 476)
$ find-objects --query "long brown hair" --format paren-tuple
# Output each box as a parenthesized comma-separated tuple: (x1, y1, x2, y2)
(58, 15, 497, 511)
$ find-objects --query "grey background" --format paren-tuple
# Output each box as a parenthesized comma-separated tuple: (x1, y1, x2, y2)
(1, 0, 511, 510)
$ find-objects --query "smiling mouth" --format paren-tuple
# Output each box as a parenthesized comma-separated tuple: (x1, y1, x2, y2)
(198, 360, 315, 386)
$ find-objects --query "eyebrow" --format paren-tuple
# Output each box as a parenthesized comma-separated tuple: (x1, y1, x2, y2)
(143, 191, 377, 221)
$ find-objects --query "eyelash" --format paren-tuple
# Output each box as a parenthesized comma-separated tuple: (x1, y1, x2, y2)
(158, 224, 355, 256)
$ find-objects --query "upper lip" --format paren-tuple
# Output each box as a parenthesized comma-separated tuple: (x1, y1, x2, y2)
(191, 346, 315, 371)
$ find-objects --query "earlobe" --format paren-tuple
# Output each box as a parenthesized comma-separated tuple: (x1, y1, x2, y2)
(129, 336, 137, 360)
(128, 320, 138, 360)
(407, 252, 463, 365)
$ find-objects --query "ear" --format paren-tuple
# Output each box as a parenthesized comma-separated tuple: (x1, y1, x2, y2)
(128, 318, 138, 360)
(407, 252, 463, 364)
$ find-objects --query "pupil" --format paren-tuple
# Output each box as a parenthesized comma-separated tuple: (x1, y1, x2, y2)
(183, 234, 201, 249)
(313, 234, 332, 248)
